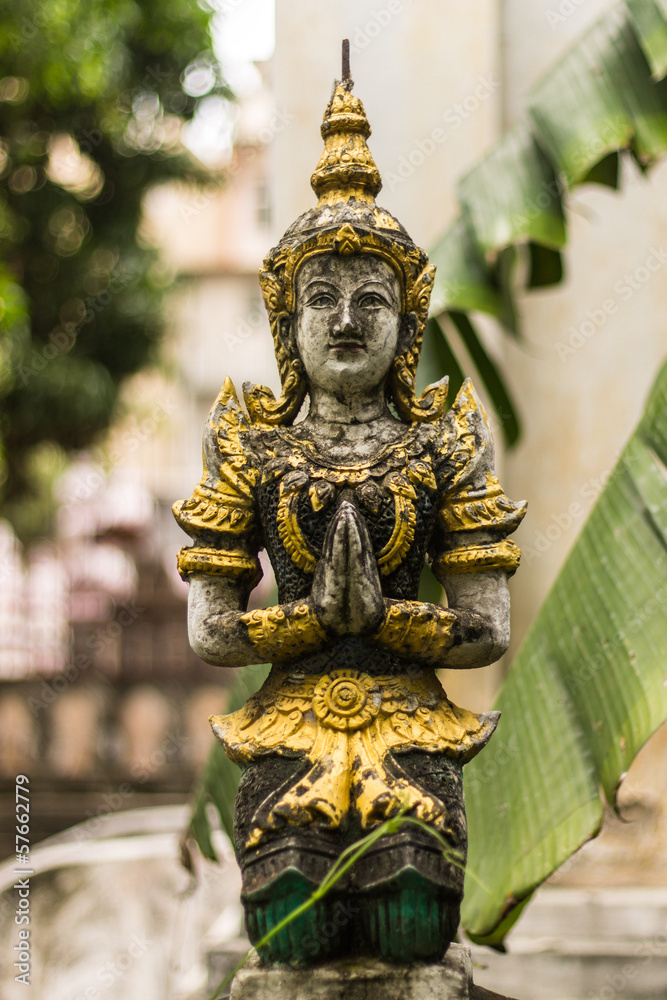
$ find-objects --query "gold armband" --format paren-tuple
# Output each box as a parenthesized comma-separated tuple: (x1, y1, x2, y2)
(177, 545, 262, 586)
(373, 601, 456, 663)
(433, 539, 520, 577)
(173, 486, 255, 536)
(240, 603, 327, 662)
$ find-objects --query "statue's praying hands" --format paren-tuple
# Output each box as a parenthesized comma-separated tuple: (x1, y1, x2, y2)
(311, 499, 385, 637)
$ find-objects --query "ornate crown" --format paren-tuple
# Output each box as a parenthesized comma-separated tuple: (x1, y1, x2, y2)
(247, 52, 445, 426)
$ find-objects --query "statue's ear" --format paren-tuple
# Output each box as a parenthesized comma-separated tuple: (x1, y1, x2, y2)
(398, 312, 418, 354)
(278, 314, 297, 358)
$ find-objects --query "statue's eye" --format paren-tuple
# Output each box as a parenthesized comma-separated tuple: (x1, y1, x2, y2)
(358, 292, 387, 309)
(308, 292, 336, 308)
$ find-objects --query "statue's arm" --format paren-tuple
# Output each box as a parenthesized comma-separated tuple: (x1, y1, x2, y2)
(187, 574, 257, 666)
(372, 378, 525, 669)
(428, 528, 511, 669)
(175, 380, 330, 668)
(187, 573, 328, 668)
(367, 525, 514, 669)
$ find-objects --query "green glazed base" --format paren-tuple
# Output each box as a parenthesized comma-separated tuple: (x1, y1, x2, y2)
(243, 867, 459, 966)
(359, 869, 459, 963)
(244, 869, 348, 967)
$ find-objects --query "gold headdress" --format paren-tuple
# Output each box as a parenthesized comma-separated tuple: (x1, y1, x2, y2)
(246, 51, 446, 426)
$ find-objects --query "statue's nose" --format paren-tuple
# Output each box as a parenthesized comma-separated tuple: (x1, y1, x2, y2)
(333, 299, 356, 333)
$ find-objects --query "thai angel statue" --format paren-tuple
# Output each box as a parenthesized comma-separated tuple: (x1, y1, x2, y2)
(174, 72, 526, 967)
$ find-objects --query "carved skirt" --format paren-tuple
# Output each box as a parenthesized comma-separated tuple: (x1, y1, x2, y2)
(211, 661, 498, 903)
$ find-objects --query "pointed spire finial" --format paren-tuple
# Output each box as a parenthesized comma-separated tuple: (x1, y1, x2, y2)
(309, 47, 381, 205)
(342, 39, 351, 84)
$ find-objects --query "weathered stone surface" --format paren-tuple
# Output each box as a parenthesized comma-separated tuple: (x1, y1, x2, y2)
(230, 943, 474, 1000)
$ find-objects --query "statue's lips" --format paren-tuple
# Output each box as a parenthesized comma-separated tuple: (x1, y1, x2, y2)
(329, 341, 366, 354)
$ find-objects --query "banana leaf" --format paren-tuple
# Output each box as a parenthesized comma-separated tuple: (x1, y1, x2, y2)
(529, 10, 667, 184)
(456, 123, 566, 254)
(429, 211, 506, 321)
(462, 360, 667, 946)
(627, 0, 667, 79)
(447, 311, 521, 447)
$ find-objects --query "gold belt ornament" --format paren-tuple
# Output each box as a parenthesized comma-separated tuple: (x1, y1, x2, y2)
(210, 668, 498, 849)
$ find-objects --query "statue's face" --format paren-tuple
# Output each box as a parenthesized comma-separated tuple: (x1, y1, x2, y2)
(290, 255, 410, 398)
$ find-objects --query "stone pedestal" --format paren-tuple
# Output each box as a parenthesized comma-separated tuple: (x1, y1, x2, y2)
(228, 943, 515, 1000)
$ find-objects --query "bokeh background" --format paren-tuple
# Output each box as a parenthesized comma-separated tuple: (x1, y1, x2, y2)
(0, 1, 666, 998)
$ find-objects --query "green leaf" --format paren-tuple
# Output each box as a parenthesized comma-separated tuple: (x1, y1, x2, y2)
(526, 242, 563, 289)
(429, 212, 505, 321)
(580, 150, 620, 189)
(427, 1, 667, 451)
(462, 361, 667, 946)
(494, 245, 521, 337)
(626, 0, 667, 79)
(425, 317, 465, 403)
(0, 0, 220, 538)
(457, 123, 566, 253)
(529, 9, 667, 185)
(447, 311, 521, 448)
(189, 742, 239, 862)
(418, 558, 444, 606)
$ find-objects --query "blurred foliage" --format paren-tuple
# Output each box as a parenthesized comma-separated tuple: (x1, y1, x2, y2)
(0, 0, 225, 540)
(427, 0, 667, 448)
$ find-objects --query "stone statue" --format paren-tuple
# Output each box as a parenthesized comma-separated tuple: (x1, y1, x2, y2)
(174, 66, 526, 968)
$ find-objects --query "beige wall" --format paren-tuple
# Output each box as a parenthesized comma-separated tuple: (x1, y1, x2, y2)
(505, 158, 667, 649)
(501, 0, 616, 127)
(499, 0, 667, 647)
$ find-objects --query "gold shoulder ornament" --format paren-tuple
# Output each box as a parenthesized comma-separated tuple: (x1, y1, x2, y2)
(432, 380, 527, 577)
(173, 378, 262, 584)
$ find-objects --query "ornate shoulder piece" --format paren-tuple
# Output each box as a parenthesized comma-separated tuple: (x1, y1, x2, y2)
(174, 377, 258, 533)
(242, 362, 307, 427)
(210, 377, 258, 486)
(173, 378, 262, 585)
(431, 378, 527, 578)
(437, 378, 493, 487)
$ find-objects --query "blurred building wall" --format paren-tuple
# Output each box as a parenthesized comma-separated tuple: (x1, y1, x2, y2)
(501, 0, 667, 649)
